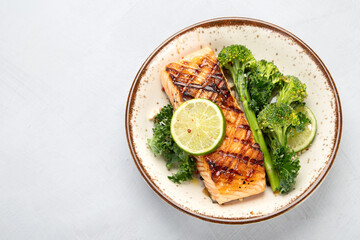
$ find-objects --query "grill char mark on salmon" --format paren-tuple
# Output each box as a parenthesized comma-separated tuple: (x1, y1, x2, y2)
(160, 47, 265, 204)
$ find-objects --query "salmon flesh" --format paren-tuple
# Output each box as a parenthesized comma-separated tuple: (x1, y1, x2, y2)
(160, 47, 265, 204)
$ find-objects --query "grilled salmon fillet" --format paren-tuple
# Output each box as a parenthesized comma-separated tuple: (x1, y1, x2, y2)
(160, 47, 265, 204)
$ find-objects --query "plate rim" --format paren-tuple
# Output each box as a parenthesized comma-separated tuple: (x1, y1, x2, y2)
(125, 17, 343, 224)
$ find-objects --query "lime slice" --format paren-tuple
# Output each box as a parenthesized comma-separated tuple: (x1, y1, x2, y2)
(288, 106, 317, 153)
(171, 99, 226, 155)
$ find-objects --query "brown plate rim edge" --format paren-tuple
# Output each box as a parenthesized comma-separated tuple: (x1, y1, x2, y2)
(125, 17, 343, 224)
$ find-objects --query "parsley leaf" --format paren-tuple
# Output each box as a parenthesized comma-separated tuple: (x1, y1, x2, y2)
(147, 104, 196, 183)
(271, 141, 300, 193)
(295, 111, 311, 133)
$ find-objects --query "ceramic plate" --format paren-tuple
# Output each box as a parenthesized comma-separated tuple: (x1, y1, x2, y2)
(125, 17, 342, 224)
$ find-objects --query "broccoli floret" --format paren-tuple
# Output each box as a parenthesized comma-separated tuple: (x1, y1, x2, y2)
(258, 103, 299, 146)
(251, 60, 283, 84)
(218, 44, 255, 79)
(218, 45, 280, 192)
(258, 103, 301, 193)
(247, 60, 283, 114)
(277, 76, 307, 106)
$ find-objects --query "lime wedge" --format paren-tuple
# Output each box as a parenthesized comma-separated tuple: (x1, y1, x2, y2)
(170, 99, 226, 156)
(288, 106, 317, 153)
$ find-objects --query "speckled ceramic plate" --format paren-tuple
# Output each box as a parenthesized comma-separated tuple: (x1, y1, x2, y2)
(125, 17, 342, 224)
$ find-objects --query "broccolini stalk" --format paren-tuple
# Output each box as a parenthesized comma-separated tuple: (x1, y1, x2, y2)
(218, 45, 280, 192)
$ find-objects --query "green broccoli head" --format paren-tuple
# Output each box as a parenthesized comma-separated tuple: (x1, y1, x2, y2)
(257, 103, 299, 146)
(218, 45, 255, 78)
(247, 60, 283, 114)
(218, 45, 256, 105)
(253, 60, 283, 84)
(277, 75, 307, 106)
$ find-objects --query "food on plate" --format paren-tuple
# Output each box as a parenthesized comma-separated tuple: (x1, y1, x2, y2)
(161, 47, 266, 204)
(257, 103, 301, 193)
(287, 106, 317, 153)
(218, 45, 316, 193)
(170, 98, 226, 156)
(246, 59, 283, 115)
(148, 44, 316, 203)
(147, 104, 196, 184)
(276, 76, 307, 106)
(218, 45, 280, 192)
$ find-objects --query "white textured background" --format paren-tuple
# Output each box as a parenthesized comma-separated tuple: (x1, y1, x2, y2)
(0, 0, 359, 239)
